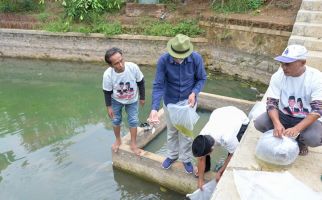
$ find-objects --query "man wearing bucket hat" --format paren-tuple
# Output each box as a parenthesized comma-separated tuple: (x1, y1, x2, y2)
(254, 44, 322, 156)
(148, 34, 207, 174)
(192, 106, 249, 190)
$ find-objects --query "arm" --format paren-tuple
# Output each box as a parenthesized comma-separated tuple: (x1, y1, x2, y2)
(103, 90, 114, 119)
(191, 53, 207, 95)
(284, 100, 321, 137)
(267, 97, 285, 137)
(215, 153, 233, 182)
(197, 156, 206, 190)
(136, 78, 145, 106)
(151, 58, 166, 111)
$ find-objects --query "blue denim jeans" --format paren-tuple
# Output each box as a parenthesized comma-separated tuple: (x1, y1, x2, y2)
(111, 98, 138, 128)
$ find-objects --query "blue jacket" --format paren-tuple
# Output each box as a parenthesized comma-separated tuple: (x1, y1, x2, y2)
(151, 52, 207, 110)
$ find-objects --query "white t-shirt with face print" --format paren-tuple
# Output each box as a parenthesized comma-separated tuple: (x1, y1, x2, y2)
(266, 66, 322, 120)
(102, 62, 144, 104)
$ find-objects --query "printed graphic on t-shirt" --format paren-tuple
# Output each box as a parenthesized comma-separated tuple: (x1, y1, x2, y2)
(115, 81, 135, 99)
(283, 95, 309, 117)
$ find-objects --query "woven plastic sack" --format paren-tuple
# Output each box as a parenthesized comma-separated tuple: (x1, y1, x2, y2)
(167, 100, 199, 138)
(255, 130, 299, 165)
(186, 180, 217, 200)
(234, 170, 322, 200)
(248, 101, 266, 121)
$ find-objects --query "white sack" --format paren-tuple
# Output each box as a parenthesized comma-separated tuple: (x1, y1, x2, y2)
(234, 170, 322, 200)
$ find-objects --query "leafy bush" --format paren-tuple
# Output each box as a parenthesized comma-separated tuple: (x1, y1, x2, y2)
(57, 0, 124, 21)
(213, 0, 264, 13)
(0, 0, 44, 12)
(142, 20, 204, 37)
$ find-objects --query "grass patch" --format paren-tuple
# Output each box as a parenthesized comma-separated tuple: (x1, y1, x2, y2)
(213, 0, 264, 13)
(0, 0, 44, 12)
(126, 19, 204, 37)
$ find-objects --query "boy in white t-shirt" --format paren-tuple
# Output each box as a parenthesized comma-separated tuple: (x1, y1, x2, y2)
(254, 44, 322, 156)
(102, 47, 145, 155)
(192, 106, 249, 190)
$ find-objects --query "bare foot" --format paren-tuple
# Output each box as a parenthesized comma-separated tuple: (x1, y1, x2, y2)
(130, 144, 142, 156)
(299, 144, 309, 156)
(112, 140, 121, 153)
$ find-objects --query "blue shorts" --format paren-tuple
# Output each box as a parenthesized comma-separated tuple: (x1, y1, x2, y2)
(111, 98, 138, 128)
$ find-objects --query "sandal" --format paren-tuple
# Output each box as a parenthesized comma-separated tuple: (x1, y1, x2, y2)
(298, 144, 309, 156)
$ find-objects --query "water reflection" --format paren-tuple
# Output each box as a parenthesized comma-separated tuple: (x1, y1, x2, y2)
(0, 58, 267, 199)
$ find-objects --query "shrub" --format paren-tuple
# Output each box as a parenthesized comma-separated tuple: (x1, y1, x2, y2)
(142, 20, 204, 37)
(0, 0, 44, 12)
(213, 0, 264, 13)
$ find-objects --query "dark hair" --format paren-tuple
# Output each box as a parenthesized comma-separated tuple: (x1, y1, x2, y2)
(192, 135, 215, 157)
(289, 96, 295, 100)
(105, 47, 123, 64)
(297, 98, 302, 102)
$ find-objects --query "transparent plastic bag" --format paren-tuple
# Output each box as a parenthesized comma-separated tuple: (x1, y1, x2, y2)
(167, 100, 200, 138)
(248, 101, 266, 121)
(186, 180, 217, 200)
(255, 130, 299, 165)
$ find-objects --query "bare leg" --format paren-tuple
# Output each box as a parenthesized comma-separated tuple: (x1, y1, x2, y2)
(129, 127, 142, 156)
(112, 126, 122, 153)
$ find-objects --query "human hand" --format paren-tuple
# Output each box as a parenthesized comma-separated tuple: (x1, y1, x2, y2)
(198, 178, 204, 191)
(147, 110, 160, 125)
(215, 171, 223, 182)
(188, 92, 196, 107)
(283, 127, 300, 138)
(107, 106, 114, 119)
(139, 100, 145, 107)
(273, 123, 285, 137)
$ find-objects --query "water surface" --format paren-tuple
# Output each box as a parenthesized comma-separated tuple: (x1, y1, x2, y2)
(0, 58, 266, 200)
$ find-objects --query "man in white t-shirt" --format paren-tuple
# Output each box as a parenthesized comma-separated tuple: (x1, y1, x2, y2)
(102, 47, 145, 156)
(192, 106, 249, 190)
(254, 44, 322, 156)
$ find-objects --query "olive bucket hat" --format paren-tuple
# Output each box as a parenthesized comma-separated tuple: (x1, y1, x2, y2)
(167, 34, 193, 59)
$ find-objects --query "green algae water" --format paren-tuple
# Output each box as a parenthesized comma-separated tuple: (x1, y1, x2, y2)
(0, 58, 267, 200)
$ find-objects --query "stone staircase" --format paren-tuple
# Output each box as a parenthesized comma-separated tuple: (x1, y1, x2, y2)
(288, 0, 322, 71)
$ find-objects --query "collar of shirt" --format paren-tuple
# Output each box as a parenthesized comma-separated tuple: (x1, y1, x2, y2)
(168, 54, 193, 65)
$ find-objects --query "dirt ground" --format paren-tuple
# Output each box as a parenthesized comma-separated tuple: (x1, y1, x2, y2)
(0, 0, 301, 31)
(172, 0, 301, 25)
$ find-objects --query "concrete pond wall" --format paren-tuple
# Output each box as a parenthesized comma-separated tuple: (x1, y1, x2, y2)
(112, 92, 255, 194)
(0, 25, 289, 84)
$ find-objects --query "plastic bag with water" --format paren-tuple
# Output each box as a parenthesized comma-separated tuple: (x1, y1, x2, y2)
(255, 130, 299, 165)
(186, 180, 217, 200)
(167, 100, 199, 138)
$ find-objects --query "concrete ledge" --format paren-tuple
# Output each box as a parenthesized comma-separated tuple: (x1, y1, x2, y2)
(112, 92, 256, 194)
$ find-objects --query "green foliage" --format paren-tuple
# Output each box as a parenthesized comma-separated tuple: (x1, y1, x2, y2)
(42, 19, 71, 32)
(0, 0, 44, 12)
(43, 17, 122, 36)
(105, 0, 124, 12)
(37, 12, 50, 22)
(213, 0, 264, 13)
(91, 22, 122, 36)
(142, 20, 204, 37)
(56, 0, 124, 21)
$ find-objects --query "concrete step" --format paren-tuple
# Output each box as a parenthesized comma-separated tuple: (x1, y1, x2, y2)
(301, 0, 322, 11)
(289, 35, 322, 51)
(292, 22, 322, 37)
(307, 50, 322, 70)
(296, 10, 322, 23)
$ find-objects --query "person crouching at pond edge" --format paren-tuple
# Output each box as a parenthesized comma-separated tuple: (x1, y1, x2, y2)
(148, 34, 207, 174)
(102, 47, 145, 156)
(192, 106, 249, 190)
